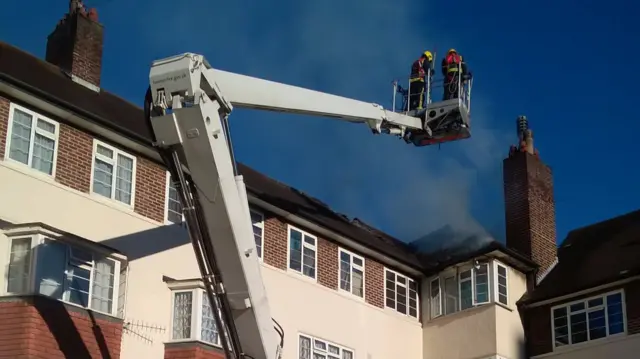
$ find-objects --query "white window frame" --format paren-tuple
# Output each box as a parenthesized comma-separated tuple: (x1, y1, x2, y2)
(384, 268, 419, 319)
(286, 225, 318, 280)
(168, 286, 224, 347)
(2, 231, 125, 318)
(250, 208, 264, 261)
(297, 333, 355, 359)
(494, 261, 509, 306)
(89, 140, 137, 207)
(459, 268, 474, 310)
(474, 262, 491, 305)
(337, 248, 365, 298)
(164, 172, 185, 224)
(550, 289, 627, 350)
(3, 103, 60, 177)
(429, 277, 442, 319)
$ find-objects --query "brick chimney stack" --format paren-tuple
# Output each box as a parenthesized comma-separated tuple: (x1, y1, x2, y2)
(46, 0, 103, 88)
(503, 116, 558, 283)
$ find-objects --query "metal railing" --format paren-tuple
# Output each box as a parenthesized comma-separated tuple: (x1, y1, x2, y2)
(391, 61, 473, 115)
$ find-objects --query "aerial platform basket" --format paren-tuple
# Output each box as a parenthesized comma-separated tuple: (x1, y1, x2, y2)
(390, 62, 473, 147)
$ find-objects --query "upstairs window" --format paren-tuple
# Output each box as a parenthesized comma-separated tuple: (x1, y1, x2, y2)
(91, 140, 136, 206)
(495, 263, 508, 305)
(288, 226, 317, 279)
(4, 232, 125, 317)
(552, 291, 625, 349)
(384, 268, 418, 318)
(4, 103, 59, 176)
(338, 249, 364, 298)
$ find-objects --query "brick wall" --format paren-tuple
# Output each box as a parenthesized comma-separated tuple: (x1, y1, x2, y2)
(134, 156, 167, 222)
(503, 151, 558, 274)
(318, 238, 338, 290)
(365, 258, 384, 308)
(524, 280, 640, 357)
(0, 296, 123, 359)
(263, 214, 288, 270)
(164, 342, 225, 359)
(55, 123, 93, 192)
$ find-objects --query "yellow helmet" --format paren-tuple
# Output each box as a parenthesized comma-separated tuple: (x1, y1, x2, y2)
(423, 51, 433, 61)
(448, 48, 457, 53)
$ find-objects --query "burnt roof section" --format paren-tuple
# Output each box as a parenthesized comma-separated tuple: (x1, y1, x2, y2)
(520, 208, 640, 305)
(0, 41, 423, 270)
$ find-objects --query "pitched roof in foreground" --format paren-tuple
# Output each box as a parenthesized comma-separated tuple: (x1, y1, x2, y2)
(519, 209, 640, 305)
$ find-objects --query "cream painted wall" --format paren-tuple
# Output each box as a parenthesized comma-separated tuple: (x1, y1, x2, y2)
(495, 266, 527, 359)
(533, 335, 640, 359)
(262, 265, 423, 359)
(0, 162, 423, 359)
(421, 261, 528, 359)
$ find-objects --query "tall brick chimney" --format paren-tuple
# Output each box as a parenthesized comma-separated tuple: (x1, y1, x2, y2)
(503, 116, 558, 283)
(46, 0, 103, 89)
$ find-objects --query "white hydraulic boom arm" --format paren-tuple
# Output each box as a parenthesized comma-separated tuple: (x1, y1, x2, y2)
(143, 53, 428, 359)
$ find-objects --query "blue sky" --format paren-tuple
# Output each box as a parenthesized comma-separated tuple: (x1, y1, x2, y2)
(1, 0, 638, 245)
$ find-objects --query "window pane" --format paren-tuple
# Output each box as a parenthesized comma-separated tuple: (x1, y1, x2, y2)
(430, 279, 441, 317)
(201, 292, 220, 345)
(93, 157, 114, 198)
(352, 268, 363, 297)
(588, 308, 606, 340)
(289, 230, 302, 271)
(475, 264, 489, 303)
(302, 247, 316, 278)
(91, 258, 115, 314)
(497, 265, 508, 305)
(385, 272, 396, 309)
(172, 292, 193, 339)
(32, 124, 56, 175)
(67, 265, 91, 307)
(36, 239, 67, 299)
(607, 293, 624, 335)
(553, 307, 569, 347)
(396, 283, 407, 314)
(8, 109, 33, 165)
(444, 276, 458, 314)
(460, 270, 473, 310)
(115, 154, 134, 204)
(342, 350, 353, 359)
(339, 252, 351, 292)
(7, 237, 32, 293)
(250, 212, 263, 258)
(570, 312, 588, 344)
(167, 180, 183, 224)
(299, 336, 311, 359)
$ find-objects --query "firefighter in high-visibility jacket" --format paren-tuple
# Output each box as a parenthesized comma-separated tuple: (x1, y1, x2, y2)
(408, 51, 433, 111)
(441, 49, 471, 100)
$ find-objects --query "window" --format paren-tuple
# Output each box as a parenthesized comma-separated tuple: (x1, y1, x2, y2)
(4, 103, 59, 176)
(552, 291, 625, 349)
(288, 226, 317, 279)
(250, 209, 264, 259)
(384, 268, 418, 318)
(430, 261, 493, 319)
(170, 287, 233, 349)
(429, 278, 442, 318)
(166, 174, 184, 224)
(91, 140, 136, 206)
(298, 334, 354, 359)
(338, 249, 364, 297)
(495, 262, 508, 305)
(4, 234, 124, 316)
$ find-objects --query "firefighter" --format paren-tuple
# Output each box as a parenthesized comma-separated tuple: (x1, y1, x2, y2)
(441, 49, 471, 100)
(408, 51, 433, 111)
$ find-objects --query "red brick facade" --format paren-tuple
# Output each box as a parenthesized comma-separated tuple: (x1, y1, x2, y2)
(524, 280, 640, 357)
(0, 96, 8, 159)
(56, 123, 93, 193)
(0, 296, 123, 359)
(164, 342, 225, 359)
(503, 151, 558, 275)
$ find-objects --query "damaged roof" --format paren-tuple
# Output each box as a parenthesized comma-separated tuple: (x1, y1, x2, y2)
(519, 208, 640, 305)
(0, 41, 534, 274)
